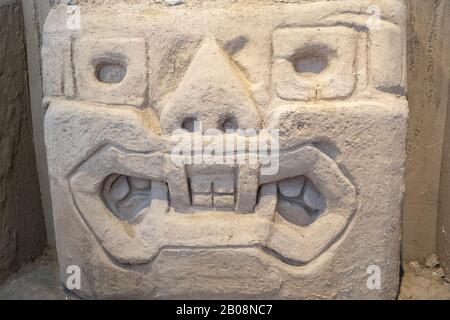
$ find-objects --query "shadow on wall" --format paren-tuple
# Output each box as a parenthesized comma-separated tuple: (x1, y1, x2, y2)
(0, 0, 46, 281)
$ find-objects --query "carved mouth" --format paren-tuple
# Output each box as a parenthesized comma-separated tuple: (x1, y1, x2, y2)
(70, 143, 356, 266)
(101, 170, 326, 229)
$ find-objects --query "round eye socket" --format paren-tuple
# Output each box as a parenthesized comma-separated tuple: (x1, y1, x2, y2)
(96, 62, 127, 84)
(291, 47, 330, 76)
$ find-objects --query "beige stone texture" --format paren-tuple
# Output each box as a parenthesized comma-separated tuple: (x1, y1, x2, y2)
(42, 0, 408, 299)
(21, 0, 55, 247)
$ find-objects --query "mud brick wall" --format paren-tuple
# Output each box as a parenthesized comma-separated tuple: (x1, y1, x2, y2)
(403, 0, 450, 262)
(435, 0, 450, 277)
(0, 0, 46, 281)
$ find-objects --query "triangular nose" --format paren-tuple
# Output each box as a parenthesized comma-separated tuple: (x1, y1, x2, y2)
(161, 39, 262, 133)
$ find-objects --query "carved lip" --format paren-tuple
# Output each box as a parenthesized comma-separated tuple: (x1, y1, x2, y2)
(69, 143, 357, 267)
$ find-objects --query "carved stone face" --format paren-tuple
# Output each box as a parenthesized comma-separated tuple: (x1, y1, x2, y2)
(43, 0, 408, 299)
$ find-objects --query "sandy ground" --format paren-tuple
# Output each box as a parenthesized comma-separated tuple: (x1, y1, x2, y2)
(0, 250, 74, 300)
(0, 249, 449, 300)
(399, 260, 450, 300)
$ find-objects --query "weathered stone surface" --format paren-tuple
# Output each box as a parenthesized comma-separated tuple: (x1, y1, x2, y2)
(109, 176, 130, 202)
(404, 0, 450, 262)
(278, 176, 305, 198)
(303, 180, 326, 212)
(43, 0, 408, 299)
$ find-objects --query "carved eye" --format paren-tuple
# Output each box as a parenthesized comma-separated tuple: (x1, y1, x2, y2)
(102, 174, 152, 222)
(74, 37, 146, 106)
(96, 61, 127, 84)
(276, 176, 326, 227)
(290, 47, 330, 75)
(272, 27, 358, 101)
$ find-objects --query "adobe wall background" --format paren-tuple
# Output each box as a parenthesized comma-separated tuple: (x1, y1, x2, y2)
(19, 0, 450, 268)
(0, 0, 46, 281)
(21, 0, 54, 247)
(403, 0, 450, 262)
(436, 1, 450, 277)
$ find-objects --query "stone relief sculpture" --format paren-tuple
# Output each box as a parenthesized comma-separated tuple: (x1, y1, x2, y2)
(43, 0, 408, 299)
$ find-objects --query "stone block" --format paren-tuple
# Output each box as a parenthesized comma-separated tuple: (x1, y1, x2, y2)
(43, 0, 408, 299)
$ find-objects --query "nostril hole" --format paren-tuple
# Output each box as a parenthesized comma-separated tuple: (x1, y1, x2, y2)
(182, 117, 198, 133)
(221, 116, 238, 132)
(96, 61, 127, 83)
(291, 51, 328, 75)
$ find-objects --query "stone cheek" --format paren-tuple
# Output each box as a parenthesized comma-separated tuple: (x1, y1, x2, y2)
(43, 0, 408, 299)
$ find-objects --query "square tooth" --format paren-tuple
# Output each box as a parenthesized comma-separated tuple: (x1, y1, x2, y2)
(192, 194, 213, 207)
(214, 194, 235, 209)
(190, 176, 213, 193)
(213, 176, 235, 194)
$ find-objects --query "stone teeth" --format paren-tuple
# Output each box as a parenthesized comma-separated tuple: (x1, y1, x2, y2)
(278, 176, 305, 198)
(190, 176, 213, 193)
(190, 175, 235, 194)
(110, 176, 130, 202)
(213, 195, 235, 209)
(213, 176, 235, 194)
(190, 174, 236, 209)
(192, 194, 213, 207)
(302, 180, 326, 211)
(277, 199, 312, 227)
(129, 177, 151, 190)
(116, 193, 150, 221)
